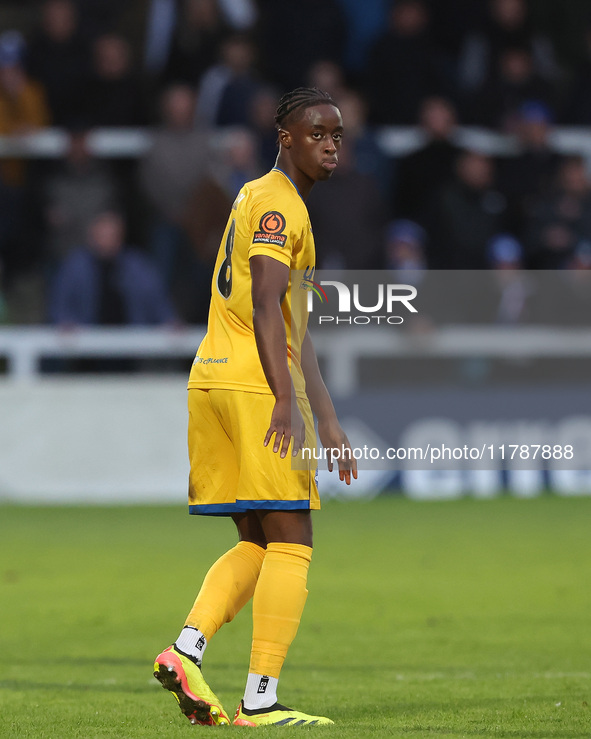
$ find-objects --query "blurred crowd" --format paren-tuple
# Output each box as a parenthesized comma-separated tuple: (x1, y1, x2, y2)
(2, 0, 591, 327)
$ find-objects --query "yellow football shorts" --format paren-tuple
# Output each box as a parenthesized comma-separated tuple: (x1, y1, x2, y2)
(188, 388, 319, 516)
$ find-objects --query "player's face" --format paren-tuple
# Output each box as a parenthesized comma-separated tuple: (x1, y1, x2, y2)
(285, 104, 344, 183)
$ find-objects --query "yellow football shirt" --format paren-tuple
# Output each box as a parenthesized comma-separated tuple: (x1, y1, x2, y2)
(188, 167, 315, 399)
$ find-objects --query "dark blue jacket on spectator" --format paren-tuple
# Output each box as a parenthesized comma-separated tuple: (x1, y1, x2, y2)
(50, 247, 177, 325)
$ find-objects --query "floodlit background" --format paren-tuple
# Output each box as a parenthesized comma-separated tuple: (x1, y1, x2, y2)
(1, 0, 591, 502)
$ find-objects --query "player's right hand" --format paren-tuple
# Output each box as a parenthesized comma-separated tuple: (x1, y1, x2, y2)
(264, 398, 306, 459)
(317, 419, 358, 485)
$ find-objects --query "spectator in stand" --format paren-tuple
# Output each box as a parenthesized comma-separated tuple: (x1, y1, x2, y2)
(364, 0, 446, 125)
(394, 96, 461, 224)
(568, 240, 591, 271)
(139, 84, 213, 289)
(214, 126, 262, 197)
(0, 31, 50, 168)
(488, 234, 524, 269)
(384, 219, 427, 272)
(26, 0, 90, 127)
(334, 0, 389, 76)
(0, 31, 51, 281)
(163, 0, 230, 87)
(181, 127, 262, 322)
(76, 0, 131, 41)
(384, 219, 429, 328)
(484, 234, 535, 324)
(145, 0, 256, 78)
(527, 0, 589, 76)
(217, 0, 257, 30)
(307, 138, 386, 269)
(307, 60, 349, 103)
(49, 210, 177, 326)
(497, 100, 562, 239)
(256, 0, 346, 91)
(248, 86, 280, 169)
(182, 176, 232, 281)
(458, 0, 560, 96)
(337, 89, 391, 195)
(432, 150, 508, 268)
(383, 219, 458, 328)
(42, 126, 120, 265)
(465, 44, 557, 129)
(85, 34, 146, 126)
(425, 0, 487, 89)
(562, 18, 591, 125)
(525, 156, 591, 269)
(196, 33, 261, 127)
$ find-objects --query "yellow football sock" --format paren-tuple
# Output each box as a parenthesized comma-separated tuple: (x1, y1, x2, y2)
(249, 542, 313, 679)
(185, 540, 266, 640)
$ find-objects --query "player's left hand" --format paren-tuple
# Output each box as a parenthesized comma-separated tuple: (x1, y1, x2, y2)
(264, 397, 306, 459)
(317, 419, 358, 485)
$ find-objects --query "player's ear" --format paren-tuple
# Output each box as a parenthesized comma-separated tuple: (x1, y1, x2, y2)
(278, 127, 292, 149)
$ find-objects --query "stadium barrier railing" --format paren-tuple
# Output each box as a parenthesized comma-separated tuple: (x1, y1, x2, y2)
(3, 124, 591, 160)
(1, 324, 591, 394)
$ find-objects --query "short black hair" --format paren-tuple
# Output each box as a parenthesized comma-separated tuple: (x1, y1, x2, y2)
(274, 87, 337, 129)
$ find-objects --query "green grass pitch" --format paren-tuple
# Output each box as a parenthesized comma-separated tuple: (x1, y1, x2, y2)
(1, 496, 590, 738)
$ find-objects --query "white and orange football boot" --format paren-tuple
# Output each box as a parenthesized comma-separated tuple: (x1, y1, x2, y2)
(153, 646, 230, 726)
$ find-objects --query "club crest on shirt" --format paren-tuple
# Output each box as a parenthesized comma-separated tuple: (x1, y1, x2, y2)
(252, 210, 287, 247)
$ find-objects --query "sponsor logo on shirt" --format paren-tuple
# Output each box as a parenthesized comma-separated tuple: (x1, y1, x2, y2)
(193, 356, 229, 365)
(300, 265, 327, 301)
(252, 210, 287, 247)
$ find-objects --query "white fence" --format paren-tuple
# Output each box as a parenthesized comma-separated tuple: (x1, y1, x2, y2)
(0, 326, 205, 379)
(2, 325, 591, 395)
(1, 325, 590, 504)
(4, 124, 591, 160)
